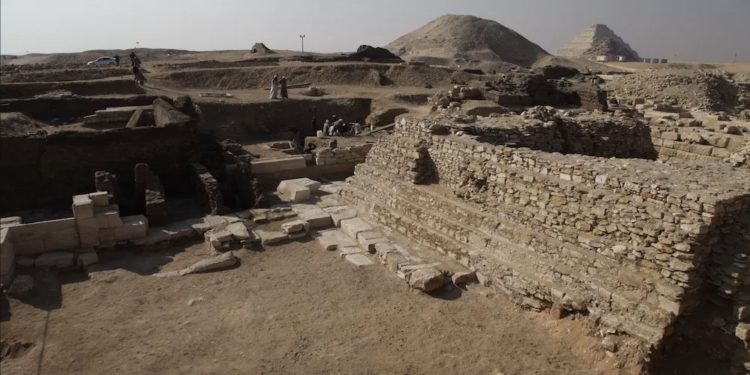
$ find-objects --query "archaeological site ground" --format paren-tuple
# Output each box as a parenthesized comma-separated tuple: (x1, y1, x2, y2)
(2, 13, 750, 375)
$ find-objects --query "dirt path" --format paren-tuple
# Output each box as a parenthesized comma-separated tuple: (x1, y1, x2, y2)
(2, 238, 631, 374)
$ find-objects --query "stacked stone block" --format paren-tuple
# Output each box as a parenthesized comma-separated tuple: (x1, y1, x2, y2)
(314, 144, 373, 166)
(342, 116, 750, 349)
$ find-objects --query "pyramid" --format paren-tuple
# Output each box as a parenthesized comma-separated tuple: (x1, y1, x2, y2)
(557, 24, 640, 62)
(386, 15, 549, 68)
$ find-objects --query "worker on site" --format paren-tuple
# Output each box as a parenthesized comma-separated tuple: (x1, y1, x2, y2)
(279, 76, 289, 99)
(270, 75, 279, 99)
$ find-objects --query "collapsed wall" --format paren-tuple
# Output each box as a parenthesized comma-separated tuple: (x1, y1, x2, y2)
(341, 116, 750, 356)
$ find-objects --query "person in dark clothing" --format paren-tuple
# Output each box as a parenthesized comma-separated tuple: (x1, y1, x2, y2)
(129, 52, 141, 67)
(311, 116, 317, 134)
(279, 76, 288, 99)
(132, 65, 145, 85)
(114, 54, 120, 66)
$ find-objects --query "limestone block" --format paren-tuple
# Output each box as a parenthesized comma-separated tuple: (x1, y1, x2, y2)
(283, 184, 311, 203)
(72, 195, 94, 219)
(323, 206, 358, 227)
(283, 178, 322, 192)
(88, 192, 110, 207)
(408, 267, 446, 292)
(35, 251, 75, 268)
(251, 156, 306, 174)
(98, 228, 116, 248)
(452, 271, 478, 285)
(356, 231, 387, 253)
(299, 210, 333, 229)
(344, 253, 374, 267)
(114, 215, 148, 241)
(77, 252, 99, 267)
(96, 206, 123, 229)
(226, 222, 251, 241)
(255, 230, 288, 246)
(340, 218, 373, 240)
(281, 220, 310, 235)
(316, 230, 356, 251)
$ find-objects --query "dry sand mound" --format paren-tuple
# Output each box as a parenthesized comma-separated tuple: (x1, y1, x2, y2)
(386, 15, 549, 69)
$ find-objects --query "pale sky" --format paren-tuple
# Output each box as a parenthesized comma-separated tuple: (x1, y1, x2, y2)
(1, 0, 749, 62)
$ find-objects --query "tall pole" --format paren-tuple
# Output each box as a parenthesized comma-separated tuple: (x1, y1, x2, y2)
(299, 34, 306, 53)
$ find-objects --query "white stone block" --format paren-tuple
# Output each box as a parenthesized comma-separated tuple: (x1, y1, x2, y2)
(88, 192, 109, 207)
(72, 195, 94, 219)
(340, 218, 373, 240)
(281, 220, 310, 235)
(344, 253, 374, 267)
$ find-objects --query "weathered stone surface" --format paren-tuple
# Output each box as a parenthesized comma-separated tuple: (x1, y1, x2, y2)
(340, 218, 373, 240)
(281, 220, 310, 235)
(344, 253, 374, 267)
(324, 206, 358, 227)
(298, 210, 334, 229)
(187, 252, 238, 274)
(35, 251, 75, 268)
(452, 271, 478, 285)
(255, 230, 288, 246)
(408, 267, 446, 292)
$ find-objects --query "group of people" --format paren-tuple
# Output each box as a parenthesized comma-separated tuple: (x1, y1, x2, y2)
(322, 115, 361, 137)
(269, 75, 288, 99)
(129, 52, 146, 85)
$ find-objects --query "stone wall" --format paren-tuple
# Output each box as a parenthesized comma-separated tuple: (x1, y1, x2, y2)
(651, 126, 749, 168)
(341, 117, 750, 350)
(0, 119, 199, 212)
(196, 98, 372, 142)
(314, 144, 373, 166)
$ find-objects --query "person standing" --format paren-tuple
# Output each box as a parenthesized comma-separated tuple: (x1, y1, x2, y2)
(269, 75, 279, 100)
(279, 76, 289, 99)
(129, 52, 141, 68)
(114, 54, 120, 66)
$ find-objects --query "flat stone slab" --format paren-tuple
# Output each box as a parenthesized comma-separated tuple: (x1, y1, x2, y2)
(281, 220, 310, 235)
(323, 206, 358, 227)
(344, 253, 374, 267)
(356, 230, 388, 253)
(255, 230, 288, 246)
(226, 222, 251, 240)
(339, 246, 366, 258)
(316, 230, 356, 251)
(340, 218, 374, 240)
(299, 210, 333, 229)
(282, 178, 321, 192)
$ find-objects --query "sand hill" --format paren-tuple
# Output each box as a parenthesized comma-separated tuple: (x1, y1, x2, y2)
(557, 24, 641, 62)
(386, 15, 549, 70)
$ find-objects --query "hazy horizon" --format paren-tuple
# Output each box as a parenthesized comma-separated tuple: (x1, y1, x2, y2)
(2, 0, 749, 62)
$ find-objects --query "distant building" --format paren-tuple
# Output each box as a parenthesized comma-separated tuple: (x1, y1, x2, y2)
(660, 58, 668, 64)
(596, 55, 609, 62)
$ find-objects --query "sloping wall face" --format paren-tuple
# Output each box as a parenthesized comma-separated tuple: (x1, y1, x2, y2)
(341, 117, 750, 348)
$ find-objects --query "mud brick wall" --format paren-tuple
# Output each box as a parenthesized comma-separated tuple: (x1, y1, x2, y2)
(197, 98, 372, 143)
(342, 117, 750, 347)
(0, 123, 199, 212)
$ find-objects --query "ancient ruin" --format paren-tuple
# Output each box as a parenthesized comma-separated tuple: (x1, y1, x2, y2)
(2, 9, 750, 375)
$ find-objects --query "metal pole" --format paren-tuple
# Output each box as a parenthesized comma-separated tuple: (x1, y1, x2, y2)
(299, 34, 306, 53)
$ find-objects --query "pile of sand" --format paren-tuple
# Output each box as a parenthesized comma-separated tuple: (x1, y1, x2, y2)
(385, 15, 549, 70)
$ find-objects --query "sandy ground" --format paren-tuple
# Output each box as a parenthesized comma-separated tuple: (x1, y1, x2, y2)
(1, 234, 632, 375)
